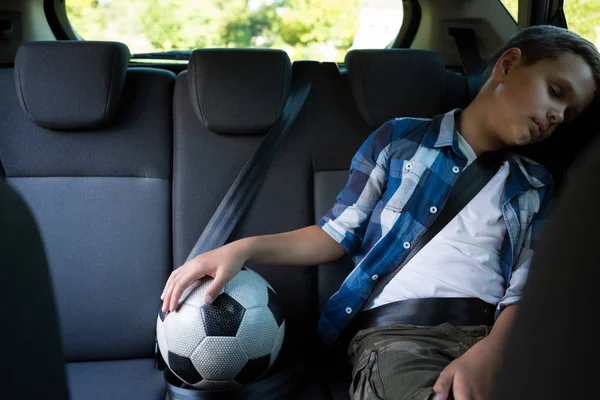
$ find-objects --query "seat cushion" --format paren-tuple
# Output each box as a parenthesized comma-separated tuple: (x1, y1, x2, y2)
(67, 358, 165, 400)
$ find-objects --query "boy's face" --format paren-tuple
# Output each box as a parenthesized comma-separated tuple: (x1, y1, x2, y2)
(487, 48, 595, 147)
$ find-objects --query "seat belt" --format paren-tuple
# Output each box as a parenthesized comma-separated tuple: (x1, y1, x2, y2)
(363, 150, 505, 308)
(449, 27, 484, 103)
(185, 76, 312, 263)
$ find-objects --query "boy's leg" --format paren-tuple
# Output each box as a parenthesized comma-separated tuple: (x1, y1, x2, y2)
(348, 323, 490, 400)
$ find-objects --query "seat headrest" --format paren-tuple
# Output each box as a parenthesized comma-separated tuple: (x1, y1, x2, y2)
(14, 41, 131, 130)
(188, 49, 292, 135)
(345, 49, 446, 128)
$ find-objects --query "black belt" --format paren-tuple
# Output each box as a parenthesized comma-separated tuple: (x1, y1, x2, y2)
(341, 297, 496, 346)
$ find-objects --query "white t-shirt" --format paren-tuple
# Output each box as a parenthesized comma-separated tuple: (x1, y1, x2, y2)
(366, 133, 512, 310)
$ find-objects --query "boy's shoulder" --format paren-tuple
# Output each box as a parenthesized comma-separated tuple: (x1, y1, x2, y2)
(386, 115, 438, 143)
(385, 110, 462, 150)
(389, 116, 434, 130)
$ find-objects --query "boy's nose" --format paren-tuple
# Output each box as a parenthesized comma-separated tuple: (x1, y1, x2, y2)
(548, 109, 565, 125)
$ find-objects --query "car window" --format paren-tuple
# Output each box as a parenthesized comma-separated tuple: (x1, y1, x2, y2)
(66, 0, 404, 62)
(500, 0, 518, 23)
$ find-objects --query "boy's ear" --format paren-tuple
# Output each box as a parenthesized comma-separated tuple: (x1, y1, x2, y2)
(492, 47, 522, 82)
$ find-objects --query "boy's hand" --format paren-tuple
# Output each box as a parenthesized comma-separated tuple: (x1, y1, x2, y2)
(432, 304, 519, 400)
(160, 241, 249, 313)
(431, 335, 503, 400)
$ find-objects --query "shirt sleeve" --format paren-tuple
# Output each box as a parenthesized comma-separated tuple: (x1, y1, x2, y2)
(317, 119, 396, 256)
(498, 184, 555, 310)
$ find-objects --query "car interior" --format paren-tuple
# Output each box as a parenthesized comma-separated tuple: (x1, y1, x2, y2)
(1, 0, 599, 399)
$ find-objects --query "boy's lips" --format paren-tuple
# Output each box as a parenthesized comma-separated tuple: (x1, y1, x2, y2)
(534, 120, 546, 136)
(528, 120, 545, 141)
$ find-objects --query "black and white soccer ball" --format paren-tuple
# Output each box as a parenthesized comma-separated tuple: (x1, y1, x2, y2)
(156, 267, 285, 390)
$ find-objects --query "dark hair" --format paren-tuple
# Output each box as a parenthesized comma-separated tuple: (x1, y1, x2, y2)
(484, 25, 600, 100)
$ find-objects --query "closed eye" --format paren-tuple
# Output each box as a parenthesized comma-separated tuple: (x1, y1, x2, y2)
(549, 84, 562, 98)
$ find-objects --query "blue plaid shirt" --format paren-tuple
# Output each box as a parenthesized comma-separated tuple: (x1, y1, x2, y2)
(317, 109, 554, 344)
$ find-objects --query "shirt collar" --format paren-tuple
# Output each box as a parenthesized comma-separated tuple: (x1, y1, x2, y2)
(506, 154, 554, 190)
(422, 108, 466, 158)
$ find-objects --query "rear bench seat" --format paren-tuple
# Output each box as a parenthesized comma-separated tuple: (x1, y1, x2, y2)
(0, 40, 473, 399)
(0, 41, 175, 399)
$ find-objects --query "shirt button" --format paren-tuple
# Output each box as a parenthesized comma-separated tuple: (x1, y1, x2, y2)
(403, 242, 411, 249)
(430, 206, 438, 214)
(372, 274, 379, 281)
(345, 307, 352, 314)
(405, 162, 413, 170)
(452, 166, 461, 173)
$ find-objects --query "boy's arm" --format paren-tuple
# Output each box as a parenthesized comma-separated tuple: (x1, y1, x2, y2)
(317, 119, 396, 255)
(243, 119, 397, 265)
(162, 120, 397, 312)
(241, 225, 346, 266)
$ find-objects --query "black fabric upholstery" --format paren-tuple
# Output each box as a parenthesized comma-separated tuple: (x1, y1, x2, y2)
(0, 181, 69, 400)
(67, 358, 165, 400)
(10, 177, 171, 361)
(345, 49, 447, 128)
(187, 48, 291, 134)
(0, 60, 174, 400)
(444, 69, 469, 110)
(0, 68, 175, 178)
(173, 71, 317, 357)
(14, 41, 131, 130)
(297, 62, 373, 173)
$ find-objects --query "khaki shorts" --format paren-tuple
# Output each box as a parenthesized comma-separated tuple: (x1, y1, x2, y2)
(348, 323, 491, 400)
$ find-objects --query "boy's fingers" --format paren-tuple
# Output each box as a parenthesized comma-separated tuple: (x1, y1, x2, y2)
(169, 272, 200, 312)
(169, 279, 187, 312)
(161, 278, 176, 312)
(161, 271, 177, 300)
(161, 268, 183, 299)
(432, 365, 455, 400)
(204, 273, 228, 305)
(162, 270, 183, 312)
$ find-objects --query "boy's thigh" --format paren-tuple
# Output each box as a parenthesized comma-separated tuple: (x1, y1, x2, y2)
(348, 323, 489, 400)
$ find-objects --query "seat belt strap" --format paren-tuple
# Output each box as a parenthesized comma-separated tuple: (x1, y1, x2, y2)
(449, 27, 485, 103)
(364, 150, 505, 307)
(185, 76, 312, 262)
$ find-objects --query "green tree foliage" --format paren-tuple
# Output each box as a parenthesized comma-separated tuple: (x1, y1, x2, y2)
(564, 0, 600, 46)
(276, 0, 360, 59)
(66, 0, 364, 60)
